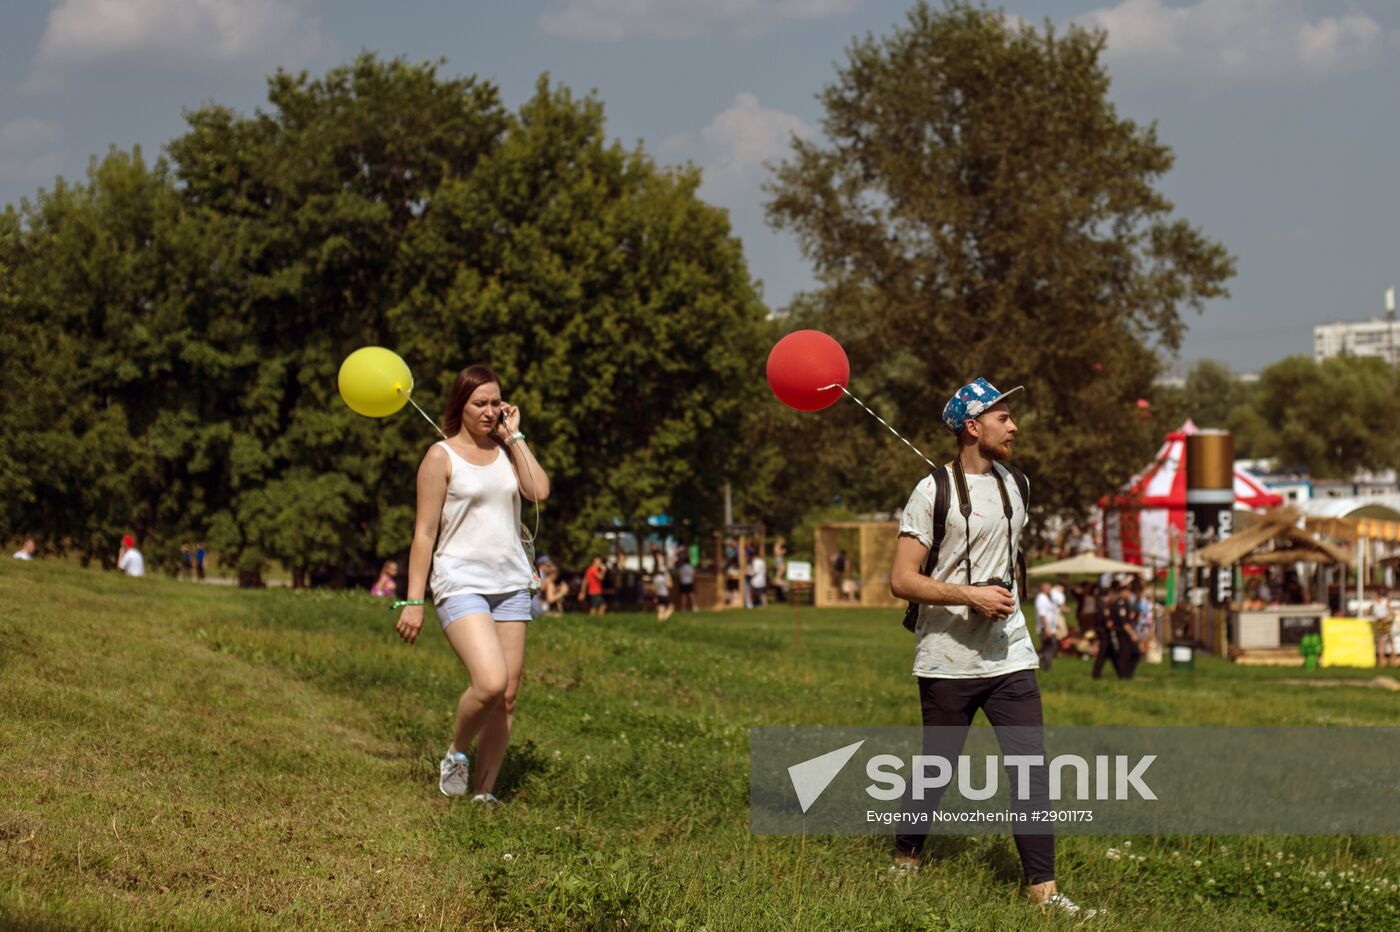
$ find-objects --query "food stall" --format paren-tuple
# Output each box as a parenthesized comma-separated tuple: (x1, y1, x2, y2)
(1197, 509, 1349, 665)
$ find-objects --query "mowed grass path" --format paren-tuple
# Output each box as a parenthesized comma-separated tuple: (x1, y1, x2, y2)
(2, 561, 1398, 930)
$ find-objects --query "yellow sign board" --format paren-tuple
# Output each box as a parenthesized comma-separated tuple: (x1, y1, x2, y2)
(1320, 617, 1377, 669)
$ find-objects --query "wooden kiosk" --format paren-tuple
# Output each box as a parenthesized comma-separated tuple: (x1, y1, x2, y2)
(1197, 508, 1349, 665)
(812, 521, 902, 609)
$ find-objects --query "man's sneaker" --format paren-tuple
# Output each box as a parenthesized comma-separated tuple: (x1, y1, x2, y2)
(472, 792, 502, 807)
(889, 852, 921, 876)
(439, 749, 470, 797)
(1037, 893, 1100, 919)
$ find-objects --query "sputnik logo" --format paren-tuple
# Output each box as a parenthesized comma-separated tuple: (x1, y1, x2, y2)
(788, 740, 865, 813)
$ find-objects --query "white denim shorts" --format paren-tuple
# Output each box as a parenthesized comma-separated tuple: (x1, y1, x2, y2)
(436, 590, 533, 628)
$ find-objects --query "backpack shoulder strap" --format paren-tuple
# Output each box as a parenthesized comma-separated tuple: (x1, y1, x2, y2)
(1000, 463, 1030, 595)
(903, 467, 950, 633)
(924, 466, 950, 576)
(1004, 464, 1029, 510)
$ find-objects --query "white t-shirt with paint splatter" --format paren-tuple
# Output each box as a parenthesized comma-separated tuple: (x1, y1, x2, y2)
(899, 464, 1040, 679)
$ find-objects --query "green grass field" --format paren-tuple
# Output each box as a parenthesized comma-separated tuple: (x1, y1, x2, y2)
(2, 560, 1398, 930)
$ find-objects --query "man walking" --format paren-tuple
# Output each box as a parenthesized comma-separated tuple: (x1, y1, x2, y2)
(578, 556, 607, 617)
(889, 378, 1094, 917)
(676, 555, 696, 612)
(1096, 582, 1140, 680)
(1091, 583, 1120, 681)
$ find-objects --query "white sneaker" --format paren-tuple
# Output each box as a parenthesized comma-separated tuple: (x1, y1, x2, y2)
(472, 792, 502, 807)
(439, 749, 470, 797)
(1037, 892, 1100, 919)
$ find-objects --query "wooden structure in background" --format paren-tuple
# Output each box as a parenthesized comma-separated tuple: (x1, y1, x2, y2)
(813, 521, 901, 609)
(1197, 507, 1350, 665)
(710, 523, 765, 611)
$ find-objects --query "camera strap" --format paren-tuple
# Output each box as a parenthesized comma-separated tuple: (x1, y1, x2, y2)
(951, 457, 1016, 591)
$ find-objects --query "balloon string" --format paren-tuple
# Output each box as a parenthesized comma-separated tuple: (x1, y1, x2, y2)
(398, 389, 448, 441)
(820, 383, 939, 471)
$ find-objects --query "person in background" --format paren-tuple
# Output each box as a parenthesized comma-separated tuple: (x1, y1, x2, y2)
(1035, 581, 1061, 671)
(1098, 583, 1140, 679)
(831, 549, 849, 600)
(541, 562, 569, 616)
(653, 560, 675, 622)
(195, 542, 207, 581)
(1370, 589, 1394, 668)
(578, 556, 607, 616)
(12, 538, 36, 560)
(371, 559, 399, 598)
(180, 543, 193, 580)
(676, 554, 696, 612)
(117, 535, 146, 578)
(1391, 597, 1400, 671)
(724, 555, 741, 607)
(1091, 582, 1119, 680)
(1076, 580, 1098, 634)
(771, 537, 788, 603)
(1132, 579, 1154, 650)
(749, 547, 768, 608)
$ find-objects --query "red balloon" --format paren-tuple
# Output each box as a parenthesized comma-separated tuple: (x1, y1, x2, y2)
(766, 330, 850, 411)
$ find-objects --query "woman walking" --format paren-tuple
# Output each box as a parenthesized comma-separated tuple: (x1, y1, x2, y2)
(394, 364, 550, 802)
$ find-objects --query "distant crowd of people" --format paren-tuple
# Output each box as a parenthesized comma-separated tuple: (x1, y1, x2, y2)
(367, 536, 793, 622)
(1033, 576, 1158, 679)
(9, 534, 205, 581)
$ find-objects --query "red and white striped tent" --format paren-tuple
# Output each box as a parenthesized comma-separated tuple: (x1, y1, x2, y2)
(1100, 420, 1283, 566)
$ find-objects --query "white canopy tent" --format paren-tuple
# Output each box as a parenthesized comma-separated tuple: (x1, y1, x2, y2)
(1029, 553, 1152, 579)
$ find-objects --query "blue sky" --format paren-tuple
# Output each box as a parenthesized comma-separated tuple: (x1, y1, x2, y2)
(3, 1, 1398, 371)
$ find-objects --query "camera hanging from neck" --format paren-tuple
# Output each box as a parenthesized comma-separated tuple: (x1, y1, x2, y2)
(951, 457, 1015, 593)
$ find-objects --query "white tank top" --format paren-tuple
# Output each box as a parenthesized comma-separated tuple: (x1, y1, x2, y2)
(429, 442, 534, 599)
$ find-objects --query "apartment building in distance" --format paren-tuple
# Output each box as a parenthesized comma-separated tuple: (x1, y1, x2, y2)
(1315, 287, 1400, 364)
(1314, 318, 1400, 365)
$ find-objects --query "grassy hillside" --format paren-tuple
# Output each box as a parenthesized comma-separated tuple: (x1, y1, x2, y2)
(2, 561, 1397, 930)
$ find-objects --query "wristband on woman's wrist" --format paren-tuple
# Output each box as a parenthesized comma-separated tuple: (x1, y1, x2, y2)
(505, 431, 526, 446)
(390, 599, 425, 611)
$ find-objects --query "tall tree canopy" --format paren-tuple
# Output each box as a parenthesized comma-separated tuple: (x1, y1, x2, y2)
(1, 55, 770, 578)
(764, 0, 1235, 525)
(1232, 355, 1400, 478)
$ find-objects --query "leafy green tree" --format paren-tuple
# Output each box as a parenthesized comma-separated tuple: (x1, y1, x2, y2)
(1182, 360, 1256, 433)
(764, 0, 1234, 525)
(1234, 355, 1400, 477)
(0, 149, 236, 567)
(2, 56, 771, 579)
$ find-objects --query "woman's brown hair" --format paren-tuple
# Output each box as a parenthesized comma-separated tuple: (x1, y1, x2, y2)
(442, 364, 500, 437)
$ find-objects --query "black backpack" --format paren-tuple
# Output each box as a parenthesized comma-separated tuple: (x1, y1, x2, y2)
(901, 462, 1030, 633)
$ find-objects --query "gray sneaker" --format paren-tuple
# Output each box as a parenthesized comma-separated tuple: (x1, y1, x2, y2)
(472, 792, 502, 807)
(1038, 892, 1100, 919)
(439, 749, 470, 797)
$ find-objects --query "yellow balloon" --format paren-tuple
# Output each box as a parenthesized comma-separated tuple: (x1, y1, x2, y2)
(338, 347, 413, 418)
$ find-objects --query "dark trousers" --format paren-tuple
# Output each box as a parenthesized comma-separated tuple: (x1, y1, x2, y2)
(1118, 637, 1141, 679)
(1038, 631, 1059, 671)
(1091, 627, 1117, 680)
(893, 670, 1055, 885)
(1093, 628, 1139, 679)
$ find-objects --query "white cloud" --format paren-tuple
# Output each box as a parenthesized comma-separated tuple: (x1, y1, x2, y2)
(664, 93, 812, 200)
(1085, 0, 1396, 79)
(29, 0, 323, 88)
(539, 0, 858, 42)
(0, 118, 64, 186)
